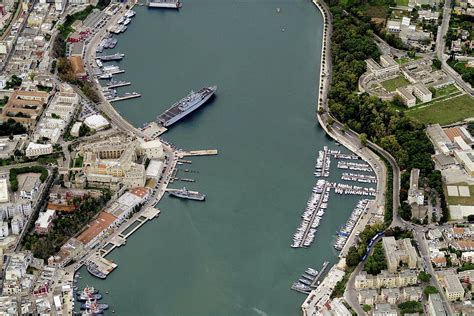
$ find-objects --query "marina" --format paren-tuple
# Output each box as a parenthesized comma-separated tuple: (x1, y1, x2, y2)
(291, 179, 330, 248)
(290, 261, 330, 294)
(334, 199, 370, 251)
(314, 146, 331, 177)
(337, 161, 372, 172)
(341, 172, 377, 183)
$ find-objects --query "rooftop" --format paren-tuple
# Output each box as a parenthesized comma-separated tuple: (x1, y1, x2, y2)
(77, 212, 117, 245)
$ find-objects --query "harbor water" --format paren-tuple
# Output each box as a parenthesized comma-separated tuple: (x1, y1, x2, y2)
(78, 0, 369, 314)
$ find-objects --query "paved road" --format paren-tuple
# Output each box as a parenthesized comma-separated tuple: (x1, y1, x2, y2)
(436, 0, 474, 96)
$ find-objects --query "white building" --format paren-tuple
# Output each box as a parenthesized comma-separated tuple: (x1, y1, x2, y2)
(428, 294, 446, 316)
(146, 160, 164, 179)
(18, 173, 41, 200)
(84, 114, 109, 130)
(0, 178, 8, 203)
(10, 215, 24, 235)
(138, 140, 164, 159)
(70, 122, 82, 137)
(413, 83, 432, 103)
(396, 86, 416, 107)
(35, 209, 55, 234)
(0, 221, 9, 237)
(25, 142, 52, 157)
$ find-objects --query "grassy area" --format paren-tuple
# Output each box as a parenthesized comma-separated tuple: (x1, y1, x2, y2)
(433, 84, 459, 98)
(395, 56, 422, 65)
(446, 182, 474, 206)
(396, 0, 409, 6)
(407, 94, 474, 125)
(381, 76, 410, 91)
(74, 155, 83, 168)
(362, 4, 389, 18)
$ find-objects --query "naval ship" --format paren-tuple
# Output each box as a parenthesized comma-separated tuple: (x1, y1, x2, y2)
(169, 187, 206, 201)
(157, 86, 217, 127)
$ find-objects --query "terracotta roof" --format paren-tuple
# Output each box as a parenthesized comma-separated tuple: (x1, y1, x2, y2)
(444, 127, 466, 142)
(77, 212, 117, 245)
(129, 187, 148, 198)
(432, 257, 447, 264)
(453, 227, 465, 234)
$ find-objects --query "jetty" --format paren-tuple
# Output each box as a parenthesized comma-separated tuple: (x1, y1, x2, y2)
(99, 53, 125, 61)
(310, 261, 330, 287)
(109, 93, 141, 102)
(98, 207, 161, 257)
(107, 81, 131, 88)
(179, 149, 218, 157)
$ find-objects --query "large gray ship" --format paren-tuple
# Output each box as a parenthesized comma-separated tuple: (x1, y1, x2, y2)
(157, 86, 217, 127)
(169, 187, 206, 201)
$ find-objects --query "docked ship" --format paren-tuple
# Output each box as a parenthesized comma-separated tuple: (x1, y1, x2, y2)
(99, 53, 124, 61)
(86, 262, 107, 279)
(169, 187, 205, 201)
(148, 0, 182, 8)
(157, 86, 216, 127)
(76, 287, 102, 302)
(80, 300, 109, 311)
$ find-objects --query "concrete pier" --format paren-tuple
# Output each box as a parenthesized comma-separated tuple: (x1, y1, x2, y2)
(179, 149, 218, 157)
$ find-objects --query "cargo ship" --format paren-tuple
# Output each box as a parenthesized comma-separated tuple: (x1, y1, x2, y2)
(157, 86, 216, 127)
(169, 187, 205, 201)
(148, 0, 182, 8)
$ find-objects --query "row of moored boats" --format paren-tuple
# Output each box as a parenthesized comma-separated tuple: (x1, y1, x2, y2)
(291, 267, 319, 293)
(334, 199, 370, 250)
(341, 172, 377, 183)
(334, 183, 376, 196)
(291, 179, 329, 248)
(337, 161, 372, 172)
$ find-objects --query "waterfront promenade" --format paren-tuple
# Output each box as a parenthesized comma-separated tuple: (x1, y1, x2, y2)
(302, 1, 388, 314)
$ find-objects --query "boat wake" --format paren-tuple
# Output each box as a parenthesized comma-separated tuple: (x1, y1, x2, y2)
(252, 307, 268, 316)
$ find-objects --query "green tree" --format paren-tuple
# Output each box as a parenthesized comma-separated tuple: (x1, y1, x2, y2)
(418, 271, 432, 282)
(359, 133, 368, 147)
(424, 285, 439, 297)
